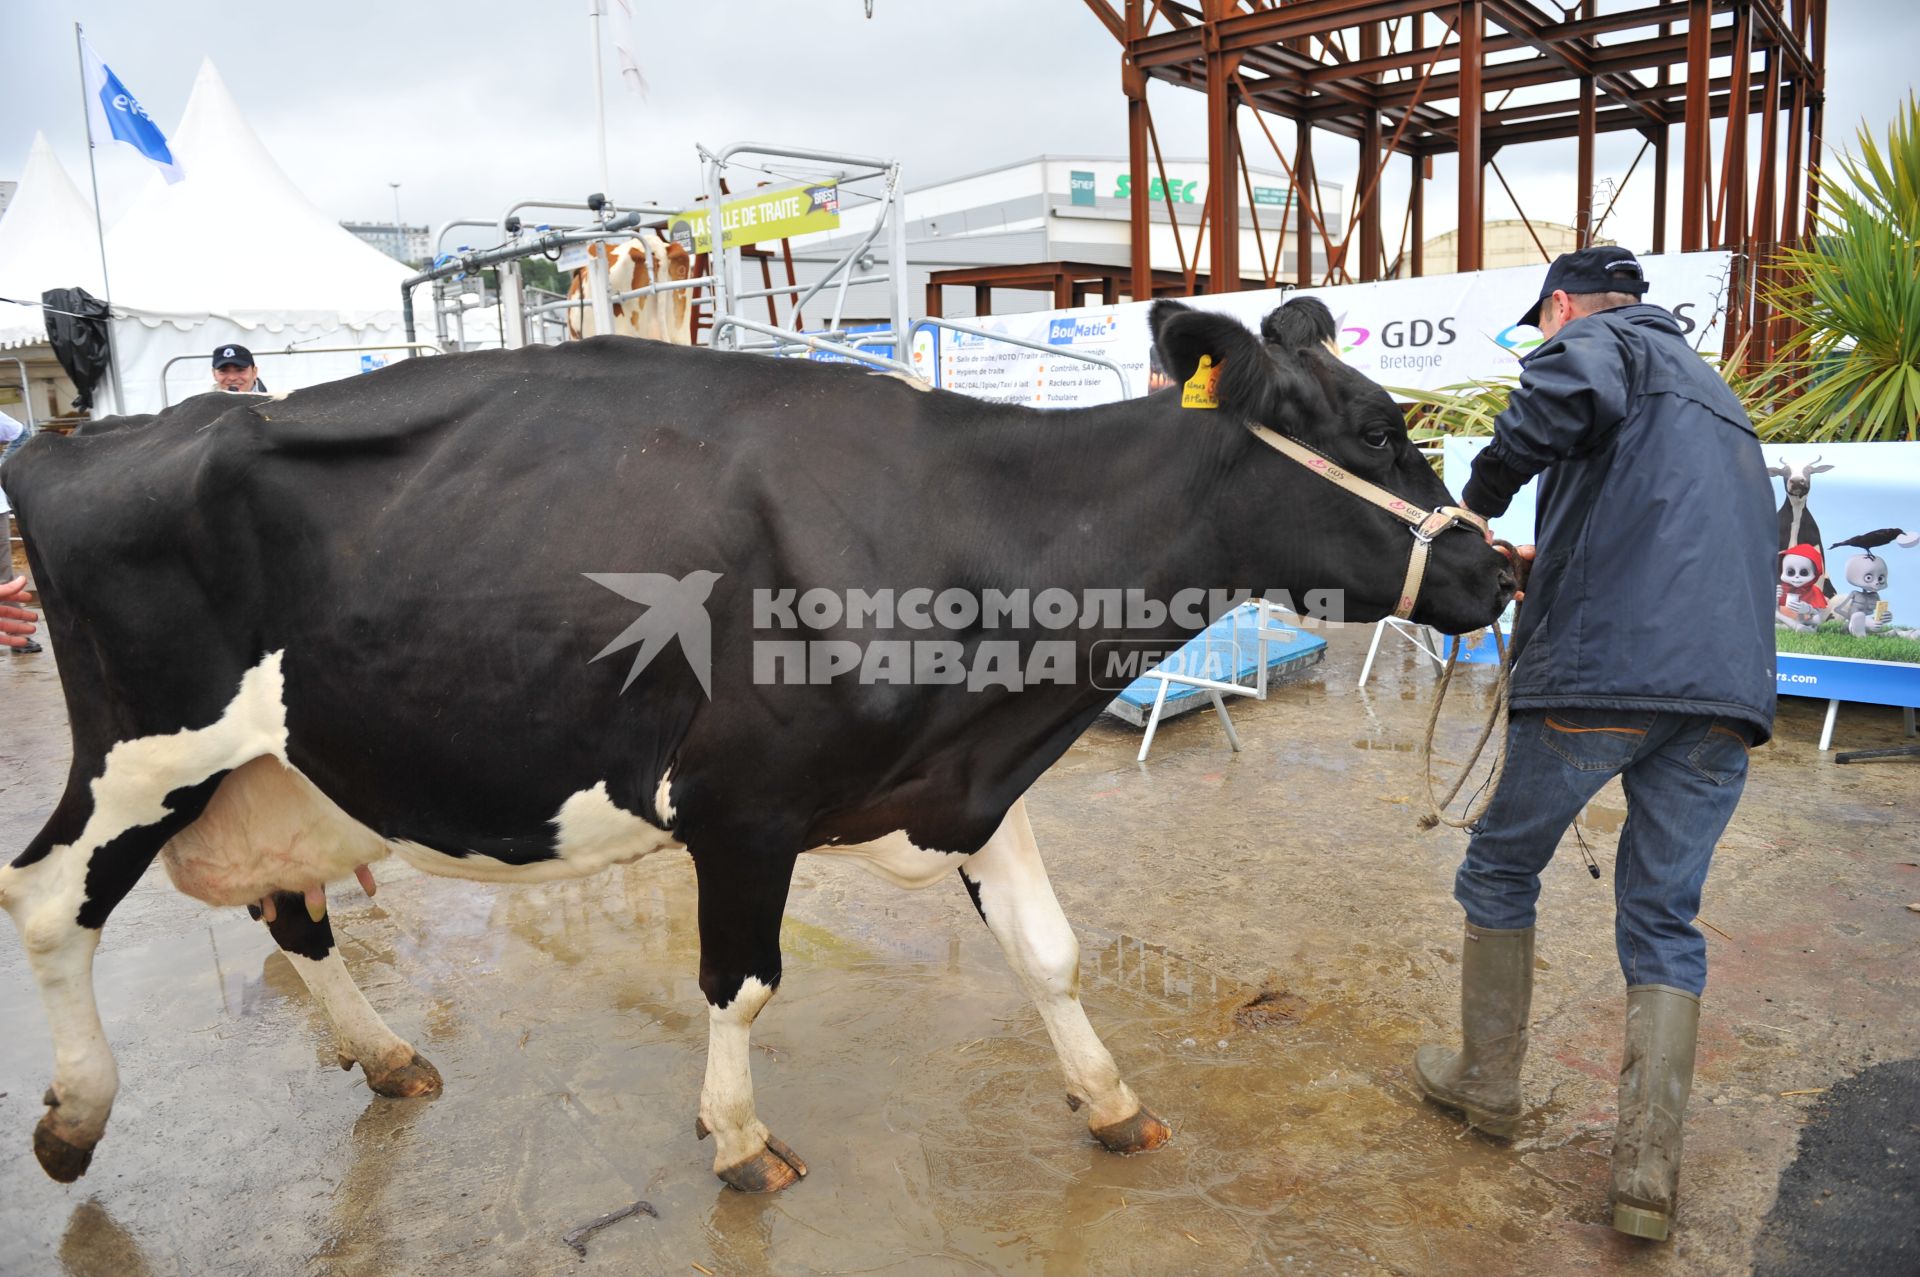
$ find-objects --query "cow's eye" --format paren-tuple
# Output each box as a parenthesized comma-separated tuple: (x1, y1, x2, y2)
(1362, 427, 1394, 450)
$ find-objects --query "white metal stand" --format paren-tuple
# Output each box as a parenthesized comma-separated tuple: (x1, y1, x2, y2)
(1818, 698, 1839, 752)
(1136, 601, 1288, 762)
(1356, 618, 1449, 690)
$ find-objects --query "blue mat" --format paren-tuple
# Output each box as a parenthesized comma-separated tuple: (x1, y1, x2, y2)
(1105, 603, 1328, 727)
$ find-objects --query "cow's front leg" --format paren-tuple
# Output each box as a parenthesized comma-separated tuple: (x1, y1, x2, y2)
(253, 887, 441, 1098)
(691, 847, 807, 1192)
(960, 799, 1171, 1154)
(3, 774, 226, 1181)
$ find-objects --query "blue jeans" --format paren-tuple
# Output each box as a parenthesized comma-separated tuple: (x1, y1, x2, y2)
(1454, 709, 1751, 996)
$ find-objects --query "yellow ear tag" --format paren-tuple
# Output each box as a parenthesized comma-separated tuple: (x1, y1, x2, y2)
(1182, 354, 1222, 409)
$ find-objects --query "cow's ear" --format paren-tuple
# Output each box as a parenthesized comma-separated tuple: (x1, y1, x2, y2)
(1150, 300, 1264, 387)
(1260, 297, 1338, 353)
(1149, 300, 1311, 422)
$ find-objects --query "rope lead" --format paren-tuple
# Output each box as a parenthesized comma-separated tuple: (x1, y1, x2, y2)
(1417, 554, 1519, 831)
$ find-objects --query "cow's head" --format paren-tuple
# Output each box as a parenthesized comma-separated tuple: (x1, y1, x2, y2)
(1149, 298, 1513, 633)
(1768, 454, 1831, 499)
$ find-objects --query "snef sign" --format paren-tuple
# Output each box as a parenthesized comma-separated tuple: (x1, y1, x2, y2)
(1069, 170, 1097, 207)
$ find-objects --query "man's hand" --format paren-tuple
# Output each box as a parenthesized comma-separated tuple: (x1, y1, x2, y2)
(1464, 507, 1534, 601)
(1, 574, 38, 647)
(1498, 542, 1535, 601)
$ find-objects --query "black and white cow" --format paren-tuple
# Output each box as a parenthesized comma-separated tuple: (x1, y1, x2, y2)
(2, 299, 1511, 1192)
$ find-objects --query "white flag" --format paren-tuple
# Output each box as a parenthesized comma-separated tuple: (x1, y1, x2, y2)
(610, 0, 649, 98)
(80, 36, 184, 184)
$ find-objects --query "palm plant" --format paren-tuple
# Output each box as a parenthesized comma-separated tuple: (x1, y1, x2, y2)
(1756, 94, 1920, 442)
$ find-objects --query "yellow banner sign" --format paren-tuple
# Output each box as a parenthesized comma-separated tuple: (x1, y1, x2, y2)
(668, 182, 840, 254)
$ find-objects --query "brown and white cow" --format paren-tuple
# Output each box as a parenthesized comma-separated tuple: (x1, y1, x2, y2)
(566, 231, 694, 344)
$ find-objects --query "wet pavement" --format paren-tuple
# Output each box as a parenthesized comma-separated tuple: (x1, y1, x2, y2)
(2, 623, 1916, 1276)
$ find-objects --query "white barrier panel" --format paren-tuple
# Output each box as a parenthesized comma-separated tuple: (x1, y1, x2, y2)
(928, 252, 1733, 408)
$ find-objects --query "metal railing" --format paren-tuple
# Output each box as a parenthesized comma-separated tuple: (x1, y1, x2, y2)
(2, 356, 31, 430)
(700, 141, 910, 351)
(159, 343, 444, 407)
(710, 316, 913, 376)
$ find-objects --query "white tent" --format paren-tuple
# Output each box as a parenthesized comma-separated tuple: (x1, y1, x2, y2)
(103, 59, 431, 412)
(0, 132, 105, 351)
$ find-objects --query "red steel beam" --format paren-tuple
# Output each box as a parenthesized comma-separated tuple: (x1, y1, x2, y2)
(1126, 0, 1153, 302)
(1204, 0, 1242, 291)
(1458, 0, 1483, 272)
(1681, 0, 1712, 251)
(1577, 0, 1597, 247)
(1804, 0, 1827, 230)
(1357, 18, 1383, 280)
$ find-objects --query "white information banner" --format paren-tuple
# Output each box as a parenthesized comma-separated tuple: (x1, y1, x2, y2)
(933, 252, 1734, 408)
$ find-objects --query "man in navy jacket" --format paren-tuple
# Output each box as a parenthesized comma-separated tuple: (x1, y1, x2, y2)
(1413, 247, 1776, 1243)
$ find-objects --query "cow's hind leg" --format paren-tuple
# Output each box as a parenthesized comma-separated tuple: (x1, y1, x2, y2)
(2, 774, 226, 1181)
(690, 846, 808, 1192)
(960, 799, 1171, 1154)
(254, 888, 441, 1098)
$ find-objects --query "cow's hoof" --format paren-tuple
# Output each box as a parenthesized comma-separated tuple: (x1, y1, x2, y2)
(366, 1052, 443, 1099)
(716, 1135, 808, 1193)
(1091, 1105, 1173, 1154)
(33, 1117, 95, 1183)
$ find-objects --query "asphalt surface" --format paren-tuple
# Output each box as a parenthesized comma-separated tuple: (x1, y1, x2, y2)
(1751, 1058, 1920, 1277)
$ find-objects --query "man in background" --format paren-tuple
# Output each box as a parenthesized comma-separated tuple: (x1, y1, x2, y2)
(212, 343, 268, 393)
(0, 406, 37, 653)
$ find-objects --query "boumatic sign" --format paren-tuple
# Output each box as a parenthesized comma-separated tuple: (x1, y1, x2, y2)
(669, 181, 839, 253)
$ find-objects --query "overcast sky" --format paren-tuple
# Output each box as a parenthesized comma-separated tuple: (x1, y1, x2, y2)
(4, 1, 1914, 260)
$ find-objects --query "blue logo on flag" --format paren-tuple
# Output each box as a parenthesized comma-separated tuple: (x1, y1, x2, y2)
(81, 36, 185, 184)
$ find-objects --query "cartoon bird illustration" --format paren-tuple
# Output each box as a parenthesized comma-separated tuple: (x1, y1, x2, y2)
(585, 570, 722, 697)
(1829, 528, 1909, 553)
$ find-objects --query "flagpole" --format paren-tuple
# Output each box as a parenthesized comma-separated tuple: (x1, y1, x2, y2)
(588, 0, 610, 201)
(73, 21, 123, 416)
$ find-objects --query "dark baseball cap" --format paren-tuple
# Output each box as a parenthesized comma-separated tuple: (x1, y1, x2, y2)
(211, 344, 255, 369)
(1518, 246, 1650, 328)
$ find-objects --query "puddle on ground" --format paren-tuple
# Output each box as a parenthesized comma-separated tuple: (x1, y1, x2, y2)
(1, 855, 1590, 1277)
(1576, 803, 1627, 835)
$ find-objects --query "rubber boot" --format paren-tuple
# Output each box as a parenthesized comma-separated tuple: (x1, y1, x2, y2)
(1412, 923, 1533, 1138)
(1610, 985, 1701, 1241)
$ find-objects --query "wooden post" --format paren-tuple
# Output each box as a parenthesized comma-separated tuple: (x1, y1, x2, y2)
(1410, 153, 1426, 277)
(1457, 0, 1483, 272)
(1682, 0, 1712, 252)
(1358, 20, 1383, 280)
(1204, 0, 1242, 292)
(1124, 0, 1152, 302)
(1805, 0, 1828, 231)
(1296, 121, 1316, 285)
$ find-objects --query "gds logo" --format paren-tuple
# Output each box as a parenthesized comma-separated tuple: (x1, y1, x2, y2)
(1380, 318, 1458, 348)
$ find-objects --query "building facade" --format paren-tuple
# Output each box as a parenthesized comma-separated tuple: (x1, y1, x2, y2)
(342, 221, 431, 266)
(776, 155, 1345, 323)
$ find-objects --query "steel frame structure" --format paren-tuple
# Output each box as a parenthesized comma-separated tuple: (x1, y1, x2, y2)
(1081, 0, 1825, 361)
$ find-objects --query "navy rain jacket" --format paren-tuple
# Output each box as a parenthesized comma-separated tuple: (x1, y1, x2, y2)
(1461, 303, 1778, 743)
